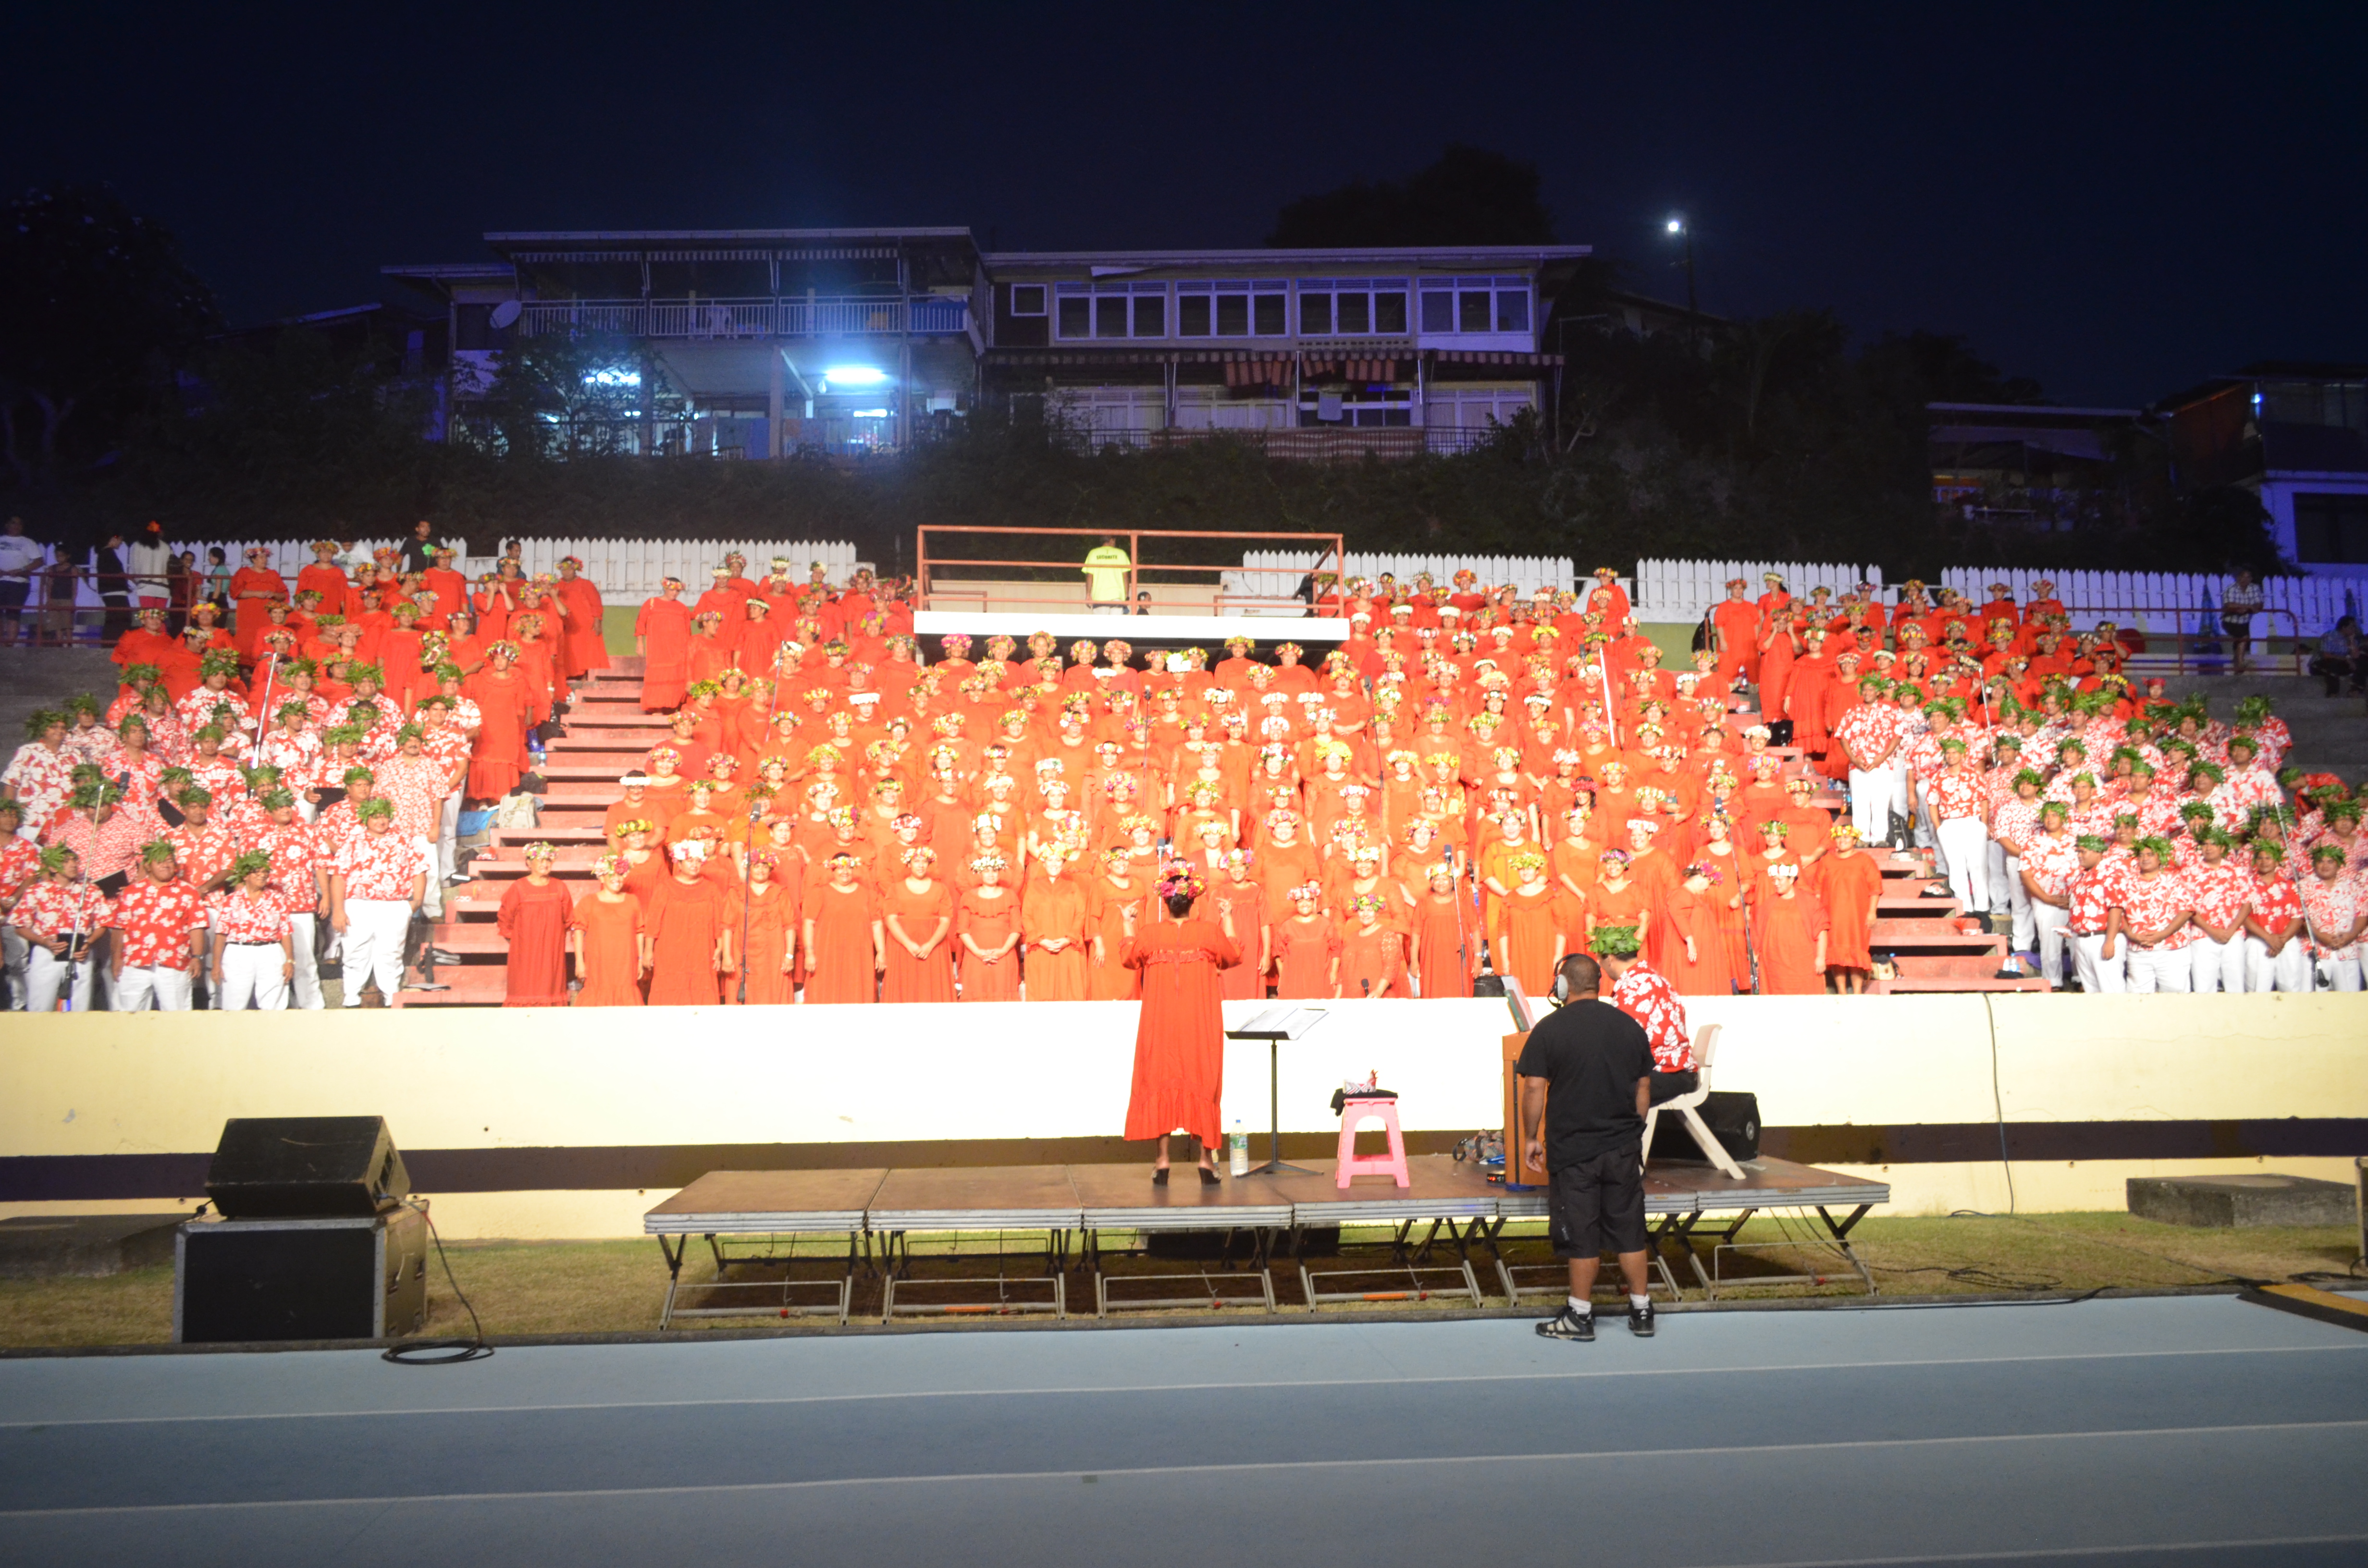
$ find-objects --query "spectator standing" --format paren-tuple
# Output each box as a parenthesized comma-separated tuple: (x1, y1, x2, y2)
(2219, 571, 2265, 675)
(92, 533, 134, 641)
(1082, 535, 1132, 614)
(2310, 615, 2362, 698)
(399, 519, 437, 576)
(0, 517, 45, 645)
(125, 523, 173, 612)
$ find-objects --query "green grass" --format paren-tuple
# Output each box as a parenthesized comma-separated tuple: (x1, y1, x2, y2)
(1, 1214, 2355, 1348)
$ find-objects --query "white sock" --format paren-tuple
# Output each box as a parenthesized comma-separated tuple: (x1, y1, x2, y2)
(1630, 1293, 1652, 1311)
(1567, 1295, 1590, 1316)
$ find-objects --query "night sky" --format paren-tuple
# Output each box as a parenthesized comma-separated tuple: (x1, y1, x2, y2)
(5, 3, 2360, 407)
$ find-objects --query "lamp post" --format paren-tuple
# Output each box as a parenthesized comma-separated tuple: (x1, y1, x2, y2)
(1665, 216, 1697, 318)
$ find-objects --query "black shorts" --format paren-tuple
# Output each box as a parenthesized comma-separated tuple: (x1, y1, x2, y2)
(1548, 1146, 1647, 1258)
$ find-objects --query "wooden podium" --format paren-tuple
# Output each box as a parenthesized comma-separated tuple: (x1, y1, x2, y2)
(1502, 1031, 1548, 1188)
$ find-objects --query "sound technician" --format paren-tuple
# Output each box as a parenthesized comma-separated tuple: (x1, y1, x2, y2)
(1516, 952, 1657, 1343)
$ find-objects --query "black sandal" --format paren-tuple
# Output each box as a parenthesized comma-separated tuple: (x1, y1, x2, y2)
(1152, 1167, 1169, 1186)
(1198, 1165, 1221, 1185)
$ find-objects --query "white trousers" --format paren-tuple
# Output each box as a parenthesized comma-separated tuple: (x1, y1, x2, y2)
(287, 911, 323, 1009)
(2244, 935, 2311, 993)
(1847, 766, 1889, 841)
(339, 898, 412, 1005)
(218, 943, 289, 1010)
(2187, 935, 2245, 994)
(2072, 932, 2124, 993)
(2126, 946, 2194, 993)
(437, 795, 462, 881)
(2032, 901, 2070, 988)
(1, 928, 25, 1009)
(2318, 950, 2365, 992)
(25, 946, 98, 1012)
(415, 833, 443, 919)
(1936, 816, 1990, 913)
(1912, 780, 1938, 853)
(112, 965, 194, 1011)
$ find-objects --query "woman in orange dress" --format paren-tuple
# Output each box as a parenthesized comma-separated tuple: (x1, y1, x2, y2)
(461, 643, 535, 800)
(1337, 893, 1406, 997)
(1271, 882, 1340, 998)
(801, 852, 882, 1003)
(956, 853, 1024, 1001)
(1085, 849, 1146, 1000)
(1815, 822, 1885, 992)
(635, 579, 693, 712)
(1751, 860, 1829, 994)
(1211, 851, 1270, 999)
(880, 845, 956, 1003)
(568, 856, 646, 1005)
(1121, 865, 1241, 1184)
(1588, 847, 1649, 943)
(1660, 863, 1737, 997)
(1495, 851, 1565, 997)
(495, 841, 573, 1006)
(643, 843, 731, 1005)
(1018, 847, 1090, 1000)
(724, 850, 799, 1004)
(1408, 860, 1475, 998)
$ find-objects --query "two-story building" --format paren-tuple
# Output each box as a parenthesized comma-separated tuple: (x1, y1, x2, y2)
(385, 229, 1589, 460)
(2157, 362, 2368, 576)
(974, 244, 1590, 454)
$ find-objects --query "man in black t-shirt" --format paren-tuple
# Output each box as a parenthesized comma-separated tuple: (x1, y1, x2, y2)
(1516, 952, 1657, 1342)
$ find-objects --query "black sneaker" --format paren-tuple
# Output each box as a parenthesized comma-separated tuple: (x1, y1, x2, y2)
(1628, 1301, 1656, 1337)
(1535, 1306, 1594, 1342)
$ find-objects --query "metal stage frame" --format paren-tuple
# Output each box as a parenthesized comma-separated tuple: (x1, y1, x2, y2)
(645, 1155, 1889, 1325)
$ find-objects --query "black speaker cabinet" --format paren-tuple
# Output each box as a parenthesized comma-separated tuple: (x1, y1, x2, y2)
(174, 1206, 428, 1343)
(206, 1117, 409, 1218)
(1649, 1090, 1762, 1163)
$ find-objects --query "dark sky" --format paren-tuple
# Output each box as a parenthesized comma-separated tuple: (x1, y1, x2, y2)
(6, 3, 2361, 406)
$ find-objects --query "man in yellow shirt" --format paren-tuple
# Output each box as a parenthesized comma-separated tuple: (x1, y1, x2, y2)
(1083, 536, 1131, 614)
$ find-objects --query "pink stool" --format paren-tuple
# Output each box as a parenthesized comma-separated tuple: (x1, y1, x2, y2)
(1336, 1096, 1409, 1188)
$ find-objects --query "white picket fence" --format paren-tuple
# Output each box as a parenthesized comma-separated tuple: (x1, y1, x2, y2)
(1632, 559, 1885, 625)
(1226, 551, 1578, 602)
(50, 538, 867, 606)
(1935, 567, 2356, 639)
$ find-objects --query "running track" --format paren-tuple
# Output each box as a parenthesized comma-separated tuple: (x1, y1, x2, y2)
(0, 1293, 2362, 1567)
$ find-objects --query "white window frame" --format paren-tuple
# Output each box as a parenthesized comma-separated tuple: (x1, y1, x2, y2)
(1175, 280, 1290, 339)
(1418, 275, 1534, 335)
(1297, 278, 1410, 338)
(1053, 281, 1168, 341)
(1008, 283, 1048, 317)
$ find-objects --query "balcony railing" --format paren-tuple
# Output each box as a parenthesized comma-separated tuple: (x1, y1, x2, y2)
(515, 295, 970, 341)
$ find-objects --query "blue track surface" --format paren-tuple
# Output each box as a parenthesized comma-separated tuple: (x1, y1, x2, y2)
(0, 1294, 2363, 1567)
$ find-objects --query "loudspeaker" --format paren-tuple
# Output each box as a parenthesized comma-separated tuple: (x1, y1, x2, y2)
(1650, 1090, 1761, 1163)
(174, 1207, 427, 1343)
(205, 1117, 409, 1219)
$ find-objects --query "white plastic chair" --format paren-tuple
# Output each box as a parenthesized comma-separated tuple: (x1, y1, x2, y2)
(1641, 1023, 1746, 1179)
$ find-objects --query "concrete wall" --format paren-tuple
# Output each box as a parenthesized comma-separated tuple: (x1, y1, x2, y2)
(1, 996, 2360, 1237)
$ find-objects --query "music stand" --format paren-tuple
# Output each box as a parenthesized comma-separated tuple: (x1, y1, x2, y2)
(1226, 1005, 1330, 1176)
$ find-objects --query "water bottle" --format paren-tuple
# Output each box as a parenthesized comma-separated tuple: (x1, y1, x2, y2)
(1229, 1117, 1248, 1176)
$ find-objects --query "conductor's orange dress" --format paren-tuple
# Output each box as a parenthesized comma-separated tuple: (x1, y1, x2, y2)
(568, 892, 644, 1006)
(1121, 920, 1241, 1147)
(636, 597, 693, 711)
(463, 666, 535, 799)
(1751, 887, 1830, 995)
(1658, 884, 1736, 997)
(1496, 883, 1563, 996)
(1410, 892, 1473, 998)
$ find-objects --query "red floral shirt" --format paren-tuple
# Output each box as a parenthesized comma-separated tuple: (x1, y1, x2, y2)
(333, 830, 426, 901)
(2021, 831, 2080, 902)
(211, 885, 293, 944)
(1926, 771, 1985, 823)
(2113, 869, 2195, 951)
(109, 877, 209, 967)
(2302, 873, 2366, 957)
(2064, 861, 2127, 934)
(248, 821, 326, 913)
(1610, 961, 1693, 1073)
(2184, 860, 2255, 932)
(165, 822, 239, 891)
(9, 878, 114, 941)
(0, 836, 41, 906)
(3, 742, 78, 826)
(371, 754, 450, 838)
(2246, 870, 2302, 936)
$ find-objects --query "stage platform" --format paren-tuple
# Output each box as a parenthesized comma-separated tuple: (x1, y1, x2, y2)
(644, 1155, 1889, 1324)
(912, 610, 1350, 643)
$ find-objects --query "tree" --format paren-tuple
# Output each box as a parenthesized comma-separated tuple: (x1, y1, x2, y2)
(466, 329, 677, 459)
(1268, 145, 1556, 247)
(0, 184, 220, 490)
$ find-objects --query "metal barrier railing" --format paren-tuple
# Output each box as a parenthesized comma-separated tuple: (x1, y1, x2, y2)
(915, 526, 1344, 618)
(2059, 604, 2308, 679)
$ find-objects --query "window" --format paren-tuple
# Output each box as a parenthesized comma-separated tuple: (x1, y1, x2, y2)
(1418, 275, 1535, 336)
(1177, 281, 1288, 338)
(1296, 279, 1410, 338)
(2294, 492, 2368, 564)
(1056, 281, 1170, 340)
(1009, 284, 1047, 317)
